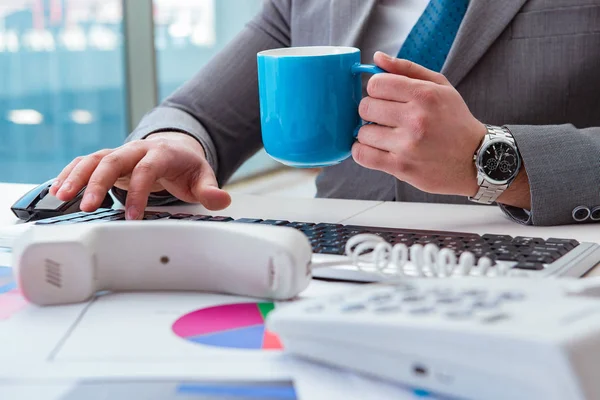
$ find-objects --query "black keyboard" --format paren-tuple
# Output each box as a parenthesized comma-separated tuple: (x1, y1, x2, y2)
(35, 209, 582, 272)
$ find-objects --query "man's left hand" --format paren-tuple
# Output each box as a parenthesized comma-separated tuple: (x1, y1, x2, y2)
(353, 51, 487, 197)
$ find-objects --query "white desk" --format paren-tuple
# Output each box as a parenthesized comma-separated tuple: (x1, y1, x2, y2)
(1, 182, 600, 399)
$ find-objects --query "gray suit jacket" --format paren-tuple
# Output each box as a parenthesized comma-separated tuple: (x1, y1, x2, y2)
(127, 0, 600, 226)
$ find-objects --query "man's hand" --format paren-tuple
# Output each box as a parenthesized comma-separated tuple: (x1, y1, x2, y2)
(49, 132, 231, 220)
(353, 51, 487, 198)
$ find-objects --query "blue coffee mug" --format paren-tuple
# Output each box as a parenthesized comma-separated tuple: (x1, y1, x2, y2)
(257, 46, 383, 168)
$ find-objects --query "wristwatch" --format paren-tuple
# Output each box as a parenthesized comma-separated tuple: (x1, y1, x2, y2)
(468, 125, 522, 205)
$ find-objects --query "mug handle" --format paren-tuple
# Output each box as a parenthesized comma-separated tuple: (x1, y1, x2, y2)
(352, 64, 385, 75)
(351, 64, 386, 138)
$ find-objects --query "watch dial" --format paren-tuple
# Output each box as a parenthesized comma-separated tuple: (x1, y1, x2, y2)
(481, 142, 519, 182)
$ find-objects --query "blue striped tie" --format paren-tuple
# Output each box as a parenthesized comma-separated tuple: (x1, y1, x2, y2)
(397, 0, 469, 73)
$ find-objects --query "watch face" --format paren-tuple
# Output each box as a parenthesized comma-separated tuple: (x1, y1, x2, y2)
(480, 141, 519, 182)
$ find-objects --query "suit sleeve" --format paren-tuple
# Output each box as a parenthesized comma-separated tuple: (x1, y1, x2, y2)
(114, 0, 292, 206)
(499, 124, 600, 226)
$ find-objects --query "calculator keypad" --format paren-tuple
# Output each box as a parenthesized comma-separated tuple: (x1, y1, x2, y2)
(327, 283, 525, 325)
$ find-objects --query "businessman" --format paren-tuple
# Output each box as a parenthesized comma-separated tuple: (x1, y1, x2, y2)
(50, 0, 600, 226)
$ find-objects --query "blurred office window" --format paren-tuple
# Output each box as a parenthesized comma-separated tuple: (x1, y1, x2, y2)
(0, 0, 127, 184)
(153, 0, 281, 182)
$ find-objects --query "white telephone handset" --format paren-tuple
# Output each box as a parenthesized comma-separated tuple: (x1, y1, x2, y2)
(12, 221, 313, 305)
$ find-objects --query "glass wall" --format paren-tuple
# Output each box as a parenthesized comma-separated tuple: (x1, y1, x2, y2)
(0, 0, 280, 185)
(154, 0, 262, 100)
(153, 0, 280, 181)
(0, 0, 127, 184)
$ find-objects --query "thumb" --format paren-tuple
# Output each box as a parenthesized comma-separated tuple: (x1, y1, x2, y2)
(191, 169, 232, 211)
(373, 51, 450, 86)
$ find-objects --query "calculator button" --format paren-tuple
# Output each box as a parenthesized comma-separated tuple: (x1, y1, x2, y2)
(436, 297, 462, 305)
(480, 313, 511, 324)
(408, 306, 435, 315)
(368, 293, 394, 304)
(429, 288, 455, 297)
(473, 299, 500, 309)
(499, 291, 526, 301)
(400, 295, 426, 303)
(445, 310, 473, 319)
(393, 283, 416, 292)
(341, 304, 366, 313)
(374, 305, 402, 314)
(460, 289, 487, 297)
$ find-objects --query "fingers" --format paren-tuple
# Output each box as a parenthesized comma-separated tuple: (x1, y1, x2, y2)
(367, 73, 436, 103)
(80, 144, 148, 212)
(123, 152, 170, 219)
(374, 51, 450, 86)
(356, 123, 396, 152)
(53, 150, 112, 201)
(189, 166, 232, 211)
(50, 156, 84, 197)
(359, 97, 409, 128)
(352, 142, 394, 174)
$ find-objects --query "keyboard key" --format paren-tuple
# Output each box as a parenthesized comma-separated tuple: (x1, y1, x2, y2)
(96, 210, 123, 217)
(58, 212, 89, 221)
(512, 237, 545, 246)
(169, 213, 193, 220)
(320, 246, 344, 255)
(513, 262, 544, 271)
(261, 220, 290, 226)
(189, 215, 212, 221)
(68, 216, 97, 223)
(482, 234, 513, 241)
(206, 216, 234, 222)
(35, 219, 60, 225)
(93, 211, 125, 220)
(143, 212, 171, 220)
(537, 243, 569, 256)
(546, 238, 579, 250)
(288, 222, 315, 229)
(235, 218, 263, 224)
(531, 247, 562, 259)
(53, 219, 79, 225)
(93, 214, 127, 223)
(524, 254, 554, 264)
(314, 223, 343, 231)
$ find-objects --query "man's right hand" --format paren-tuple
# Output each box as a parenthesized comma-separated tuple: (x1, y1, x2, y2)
(49, 132, 232, 220)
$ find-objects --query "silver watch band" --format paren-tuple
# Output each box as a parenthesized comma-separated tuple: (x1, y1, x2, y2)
(470, 178, 509, 204)
(469, 125, 517, 204)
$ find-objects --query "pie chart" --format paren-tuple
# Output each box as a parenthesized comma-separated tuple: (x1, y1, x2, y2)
(172, 302, 283, 350)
